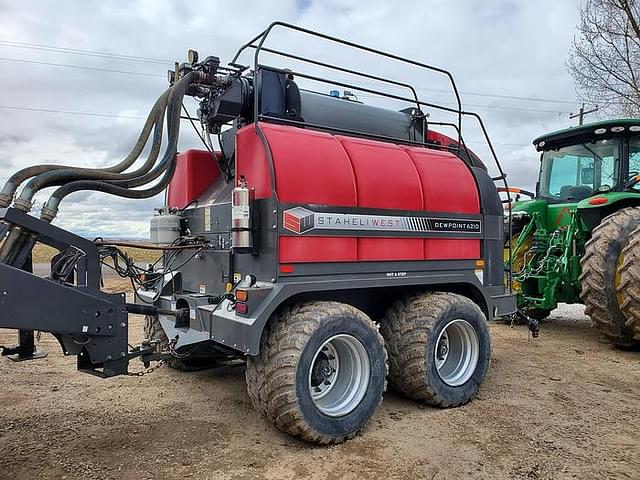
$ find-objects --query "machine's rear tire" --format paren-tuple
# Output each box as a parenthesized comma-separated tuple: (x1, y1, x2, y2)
(380, 292, 490, 407)
(579, 208, 640, 348)
(143, 315, 216, 371)
(245, 301, 387, 444)
(617, 226, 640, 345)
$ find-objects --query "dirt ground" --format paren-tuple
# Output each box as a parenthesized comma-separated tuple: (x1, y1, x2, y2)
(1, 279, 639, 480)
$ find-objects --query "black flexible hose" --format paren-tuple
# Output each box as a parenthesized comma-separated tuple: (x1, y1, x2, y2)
(41, 72, 193, 220)
(11, 90, 171, 210)
(42, 160, 178, 221)
(15, 103, 166, 206)
(0, 74, 192, 265)
(107, 82, 184, 188)
(0, 89, 170, 208)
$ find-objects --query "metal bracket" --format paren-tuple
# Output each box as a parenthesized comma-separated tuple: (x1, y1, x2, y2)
(1, 329, 48, 362)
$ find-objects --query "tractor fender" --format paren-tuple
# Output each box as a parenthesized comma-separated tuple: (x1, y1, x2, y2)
(577, 192, 640, 230)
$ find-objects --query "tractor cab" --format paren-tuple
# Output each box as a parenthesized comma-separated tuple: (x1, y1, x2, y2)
(539, 138, 619, 202)
(534, 119, 640, 205)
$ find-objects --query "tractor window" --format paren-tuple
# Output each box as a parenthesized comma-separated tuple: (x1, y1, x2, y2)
(539, 139, 619, 201)
(628, 136, 640, 189)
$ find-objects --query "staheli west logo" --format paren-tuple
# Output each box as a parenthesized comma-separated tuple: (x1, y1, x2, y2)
(282, 207, 481, 236)
(283, 207, 316, 234)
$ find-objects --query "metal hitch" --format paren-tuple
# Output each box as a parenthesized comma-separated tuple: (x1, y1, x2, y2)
(0, 207, 130, 376)
(515, 310, 540, 338)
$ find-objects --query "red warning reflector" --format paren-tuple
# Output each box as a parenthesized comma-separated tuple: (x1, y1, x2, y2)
(280, 264, 295, 273)
(236, 302, 248, 314)
(588, 197, 608, 205)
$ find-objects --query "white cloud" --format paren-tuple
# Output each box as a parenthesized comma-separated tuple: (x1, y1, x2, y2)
(0, 0, 584, 237)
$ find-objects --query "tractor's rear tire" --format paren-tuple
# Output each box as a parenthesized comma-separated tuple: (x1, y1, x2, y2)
(380, 292, 490, 407)
(617, 227, 640, 345)
(579, 208, 640, 348)
(143, 315, 216, 371)
(245, 301, 387, 444)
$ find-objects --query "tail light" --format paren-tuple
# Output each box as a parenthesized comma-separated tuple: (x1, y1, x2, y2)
(236, 302, 248, 315)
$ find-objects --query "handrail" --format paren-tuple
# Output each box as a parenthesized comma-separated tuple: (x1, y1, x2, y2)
(249, 46, 422, 114)
(233, 21, 463, 144)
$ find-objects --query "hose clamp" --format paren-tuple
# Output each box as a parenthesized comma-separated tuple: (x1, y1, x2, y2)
(0, 193, 12, 208)
(13, 197, 32, 212)
(40, 205, 58, 223)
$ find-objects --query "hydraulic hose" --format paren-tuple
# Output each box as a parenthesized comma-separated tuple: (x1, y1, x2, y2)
(42, 159, 178, 221)
(104, 82, 185, 189)
(40, 72, 193, 221)
(0, 73, 192, 265)
(3, 161, 179, 267)
(14, 99, 167, 210)
(9, 90, 171, 211)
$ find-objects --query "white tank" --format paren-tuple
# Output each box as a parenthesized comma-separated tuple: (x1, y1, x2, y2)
(150, 212, 181, 244)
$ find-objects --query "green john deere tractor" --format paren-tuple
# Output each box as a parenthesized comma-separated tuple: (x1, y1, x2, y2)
(504, 118, 640, 348)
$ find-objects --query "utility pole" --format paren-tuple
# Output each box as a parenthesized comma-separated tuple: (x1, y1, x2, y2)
(569, 103, 599, 125)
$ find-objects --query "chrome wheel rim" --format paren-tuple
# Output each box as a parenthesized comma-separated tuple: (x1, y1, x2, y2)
(435, 319, 479, 386)
(308, 334, 370, 417)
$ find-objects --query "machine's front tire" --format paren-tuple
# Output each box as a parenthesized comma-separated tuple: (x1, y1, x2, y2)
(580, 208, 640, 348)
(245, 301, 387, 444)
(380, 292, 490, 407)
(617, 226, 640, 345)
(143, 315, 216, 371)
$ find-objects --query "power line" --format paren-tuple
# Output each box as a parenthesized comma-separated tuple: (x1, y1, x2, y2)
(0, 57, 164, 78)
(353, 91, 571, 115)
(1, 55, 570, 115)
(330, 77, 582, 106)
(0, 104, 146, 120)
(0, 39, 600, 108)
(0, 39, 171, 65)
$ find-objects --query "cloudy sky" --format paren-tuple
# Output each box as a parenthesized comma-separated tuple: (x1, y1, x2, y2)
(0, 0, 589, 238)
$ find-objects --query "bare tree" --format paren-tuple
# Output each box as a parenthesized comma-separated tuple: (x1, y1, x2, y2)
(568, 0, 640, 116)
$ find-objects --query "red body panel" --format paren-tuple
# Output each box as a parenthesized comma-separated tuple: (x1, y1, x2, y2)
(426, 238, 480, 260)
(259, 123, 359, 262)
(235, 125, 272, 199)
(279, 236, 357, 263)
(167, 149, 220, 209)
(338, 136, 424, 261)
(403, 147, 480, 214)
(189, 123, 482, 263)
(261, 124, 358, 206)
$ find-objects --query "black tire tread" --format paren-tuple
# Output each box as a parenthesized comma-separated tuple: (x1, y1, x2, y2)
(617, 227, 640, 342)
(245, 301, 387, 444)
(380, 292, 484, 408)
(579, 207, 640, 347)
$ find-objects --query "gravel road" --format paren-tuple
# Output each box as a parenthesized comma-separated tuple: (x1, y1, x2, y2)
(0, 291, 638, 479)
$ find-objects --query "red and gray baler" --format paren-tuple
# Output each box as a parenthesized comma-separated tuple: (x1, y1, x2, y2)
(0, 22, 515, 443)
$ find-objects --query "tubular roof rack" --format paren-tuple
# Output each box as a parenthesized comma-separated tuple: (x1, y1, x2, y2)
(231, 22, 506, 182)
